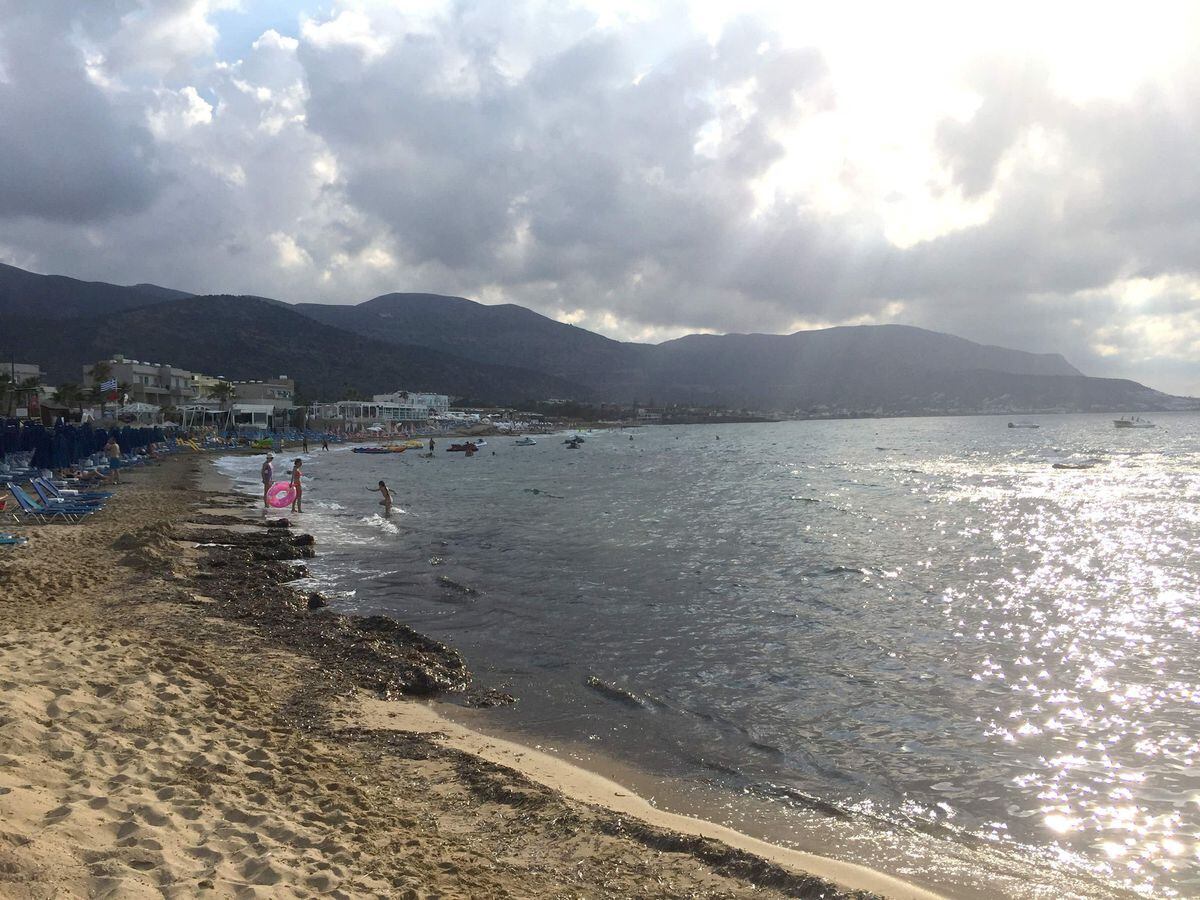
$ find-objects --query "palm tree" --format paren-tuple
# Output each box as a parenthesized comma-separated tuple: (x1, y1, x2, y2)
(53, 383, 84, 420)
(210, 381, 235, 429)
(210, 381, 235, 408)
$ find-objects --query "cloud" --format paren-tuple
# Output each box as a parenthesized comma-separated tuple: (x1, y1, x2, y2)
(0, 1, 1199, 394)
(0, 3, 163, 221)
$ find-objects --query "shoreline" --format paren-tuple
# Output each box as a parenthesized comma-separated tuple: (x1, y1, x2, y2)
(204, 451, 943, 899)
(0, 451, 930, 898)
(355, 698, 942, 900)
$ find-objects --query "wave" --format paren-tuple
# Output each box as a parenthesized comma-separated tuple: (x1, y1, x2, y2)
(585, 676, 653, 710)
(359, 514, 400, 534)
(749, 782, 852, 820)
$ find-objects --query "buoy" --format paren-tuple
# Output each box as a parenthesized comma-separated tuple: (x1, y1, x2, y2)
(267, 481, 296, 508)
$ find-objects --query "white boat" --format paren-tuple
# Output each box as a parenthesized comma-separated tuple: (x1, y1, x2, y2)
(514, 437, 536, 446)
(1007, 421, 1040, 429)
(1114, 417, 1156, 429)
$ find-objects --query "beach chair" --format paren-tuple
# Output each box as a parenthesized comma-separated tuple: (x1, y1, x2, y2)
(31, 479, 106, 509)
(0, 533, 27, 547)
(18, 483, 102, 516)
(34, 477, 112, 502)
(7, 485, 95, 524)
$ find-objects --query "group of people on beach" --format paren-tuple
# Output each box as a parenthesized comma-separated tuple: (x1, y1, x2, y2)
(260, 450, 392, 518)
(258, 432, 423, 520)
(260, 452, 304, 513)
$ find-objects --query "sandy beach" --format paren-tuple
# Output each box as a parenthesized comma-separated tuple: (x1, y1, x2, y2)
(0, 453, 938, 899)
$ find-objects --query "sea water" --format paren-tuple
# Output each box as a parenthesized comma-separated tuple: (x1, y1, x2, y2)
(217, 414, 1200, 898)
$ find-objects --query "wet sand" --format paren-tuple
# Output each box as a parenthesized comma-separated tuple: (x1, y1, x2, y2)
(0, 453, 936, 898)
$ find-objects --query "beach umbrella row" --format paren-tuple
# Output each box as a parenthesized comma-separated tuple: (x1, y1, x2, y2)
(0, 420, 167, 470)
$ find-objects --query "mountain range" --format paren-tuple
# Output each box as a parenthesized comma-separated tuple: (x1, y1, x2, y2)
(1, 262, 1194, 415)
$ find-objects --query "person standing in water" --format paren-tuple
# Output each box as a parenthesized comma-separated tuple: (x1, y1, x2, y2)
(289, 458, 304, 513)
(368, 480, 393, 516)
(260, 453, 274, 507)
(428, 437, 435, 453)
(321, 436, 330, 451)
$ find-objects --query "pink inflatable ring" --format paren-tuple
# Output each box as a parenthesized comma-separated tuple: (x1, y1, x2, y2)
(267, 481, 296, 508)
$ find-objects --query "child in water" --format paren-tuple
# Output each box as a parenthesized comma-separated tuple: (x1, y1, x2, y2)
(289, 459, 304, 513)
(369, 480, 393, 516)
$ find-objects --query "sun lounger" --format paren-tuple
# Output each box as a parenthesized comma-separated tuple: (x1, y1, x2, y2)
(7, 485, 96, 524)
(33, 477, 113, 502)
(31, 479, 106, 509)
(0, 533, 27, 546)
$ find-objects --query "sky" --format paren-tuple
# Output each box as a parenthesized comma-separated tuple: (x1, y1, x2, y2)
(2, 1, 1200, 394)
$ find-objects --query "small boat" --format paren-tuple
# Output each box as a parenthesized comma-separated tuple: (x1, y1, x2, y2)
(447, 441, 486, 452)
(351, 445, 409, 455)
(1008, 422, 1040, 429)
(514, 437, 537, 446)
(564, 435, 586, 443)
(1114, 417, 1156, 428)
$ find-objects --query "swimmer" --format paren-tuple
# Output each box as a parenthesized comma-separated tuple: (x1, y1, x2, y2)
(368, 480, 393, 516)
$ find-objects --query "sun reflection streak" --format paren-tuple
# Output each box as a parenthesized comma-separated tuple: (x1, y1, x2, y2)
(929, 443, 1200, 895)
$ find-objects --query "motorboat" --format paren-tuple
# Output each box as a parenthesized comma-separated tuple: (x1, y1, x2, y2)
(1007, 422, 1040, 429)
(1114, 417, 1156, 428)
(447, 440, 486, 452)
(514, 437, 537, 446)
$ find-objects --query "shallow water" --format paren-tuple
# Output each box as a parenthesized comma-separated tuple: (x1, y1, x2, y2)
(218, 414, 1200, 898)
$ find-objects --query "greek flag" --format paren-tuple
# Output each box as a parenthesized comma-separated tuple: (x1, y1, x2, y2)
(100, 378, 118, 391)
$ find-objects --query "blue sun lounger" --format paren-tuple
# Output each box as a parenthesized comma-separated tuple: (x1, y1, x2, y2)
(7, 484, 96, 524)
(31, 479, 106, 509)
(34, 477, 113, 502)
(0, 533, 27, 546)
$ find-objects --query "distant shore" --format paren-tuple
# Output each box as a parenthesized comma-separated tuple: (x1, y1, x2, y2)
(0, 452, 939, 898)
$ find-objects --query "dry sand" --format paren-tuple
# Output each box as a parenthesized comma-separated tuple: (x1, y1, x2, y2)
(0, 454, 937, 898)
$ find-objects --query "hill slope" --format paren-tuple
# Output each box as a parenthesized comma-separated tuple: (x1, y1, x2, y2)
(295, 292, 652, 384)
(4, 295, 588, 404)
(291, 294, 1096, 410)
(0, 262, 190, 318)
(3, 262, 1193, 414)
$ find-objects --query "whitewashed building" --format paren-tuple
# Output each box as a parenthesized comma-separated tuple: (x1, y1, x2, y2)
(308, 391, 450, 427)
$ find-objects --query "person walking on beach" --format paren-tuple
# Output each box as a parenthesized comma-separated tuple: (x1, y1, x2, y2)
(303, 434, 309, 453)
(321, 436, 329, 451)
(369, 480, 393, 516)
(104, 435, 122, 483)
(289, 458, 304, 513)
(428, 437, 435, 453)
(260, 453, 274, 507)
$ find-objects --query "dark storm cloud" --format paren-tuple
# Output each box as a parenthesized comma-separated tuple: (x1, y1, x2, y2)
(0, 4, 163, 222)
(299, 10, 841, 328)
